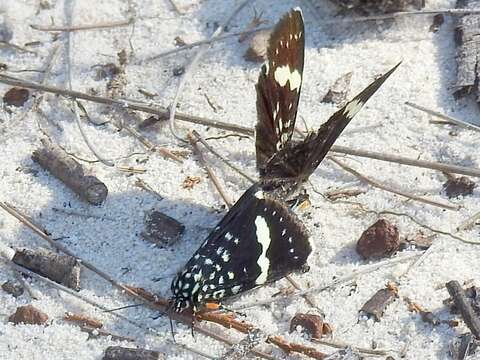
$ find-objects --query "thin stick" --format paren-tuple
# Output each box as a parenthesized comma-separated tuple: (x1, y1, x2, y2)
(328, 156, 458, 211)
(166, 0, 183, 15)
(232, 253, 421, 311)
(0, 74, 252, 134)
(192, 130, 255, 183)
(312, 338, 394, 356)
(30, 19, 133, 32)
(331, 145, 480, 178)
(457, 211, 480, 232)
(187, 132, 233, 207)
(143, 25, 271, 62)
(167, 0, 255, 141)
(406, 101, 480, 133)
(3, 74, 480, 178)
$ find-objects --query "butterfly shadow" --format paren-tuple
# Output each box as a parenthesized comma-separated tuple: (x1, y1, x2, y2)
(9, 156, 231, 337)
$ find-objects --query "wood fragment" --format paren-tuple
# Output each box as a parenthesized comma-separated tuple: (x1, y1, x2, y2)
(267, 336, 327, 359)
(9, 304, 49, 325)
(404, 297, 458, 326)
(450, 333, 479, 359)
(453, 0, 480, 100)
(329, 0, 424, 14)
(64, 312, 103, 329)
(325, 188, 366, 201)
(32, 139, 108, 205)
(359, 283, 398, 321)
(102, 346, 162, 360)
(430, 14, 445, 32)
(446, 280, 480, 339)
(13, 247, 81, 290)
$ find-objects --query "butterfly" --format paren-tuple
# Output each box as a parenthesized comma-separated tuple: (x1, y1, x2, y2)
(170, 7, 399, 316)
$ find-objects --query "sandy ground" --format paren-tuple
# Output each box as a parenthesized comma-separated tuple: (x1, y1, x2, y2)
(1, 0, 479, 359)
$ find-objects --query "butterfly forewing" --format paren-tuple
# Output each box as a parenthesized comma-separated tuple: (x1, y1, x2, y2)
(255, 8, 305, 174)
(171, 184, 311, 311)
(262, 63, 401, 181)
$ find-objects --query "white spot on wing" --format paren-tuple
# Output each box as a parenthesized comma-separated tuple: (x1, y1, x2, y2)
(221, 250, 230, 263)
(254, 216, 271, 285)
(254, 191, 264, 199)
(225, 233, 233, 241)
(343, 99, 364, 119)
(274, 65, 302, 91)
(227, 272, 235, 279)
(231, 285, 242, 294)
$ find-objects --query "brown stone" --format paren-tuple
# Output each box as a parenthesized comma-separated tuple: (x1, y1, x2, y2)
(356, 219, 400, 259)
(9, 305, 48, 325)
(289, 313, 332, 339)
(3, 87, 29, 107)
(141, 210, 184, 247)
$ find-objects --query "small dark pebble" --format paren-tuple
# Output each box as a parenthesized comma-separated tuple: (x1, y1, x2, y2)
(173, 66, 185, 76)
(443, 176, 476, 198)
(3, 87, 29, 107)
(141, 210, 184, 247)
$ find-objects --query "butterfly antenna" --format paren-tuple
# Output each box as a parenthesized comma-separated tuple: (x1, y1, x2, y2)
(166, 300, 177, 342)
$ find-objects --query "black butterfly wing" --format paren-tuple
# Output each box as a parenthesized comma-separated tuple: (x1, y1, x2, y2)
(255, 8, 305, 174)
(171, 184, 311, 309)
(262, 62, 401, 181)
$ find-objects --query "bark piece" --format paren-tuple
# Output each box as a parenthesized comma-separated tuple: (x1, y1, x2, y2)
(454, 0, 480, 100)
(356, 219, 400, 259)
(446, 280, 480, 339)
(325, 188, 365, 201)
(450, 333, 479, 360)
(32, 139, 108, 205)
(3, 87, 29, 107)
(243, 29, 271, 63)
(405, 297, 458, 327)
(443, 175, 476, 198)
(321, 72, 353, 106)
(360, 283, 398, 321)
(9, 305, 48, 325)
(290, 313, 332, 339)
(64, 312, 103, 329)
(103, 346, 162, 360)
(12, 247, 81, 290)
(140, 210, 185, 247)
(2, 280, 24, 297)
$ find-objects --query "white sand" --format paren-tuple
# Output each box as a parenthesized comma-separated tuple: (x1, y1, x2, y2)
(1, 0, 479, 359)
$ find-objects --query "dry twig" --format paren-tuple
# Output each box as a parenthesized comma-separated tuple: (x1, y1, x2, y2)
(30, 19, 133, 32)
(328, 156, 458, 210)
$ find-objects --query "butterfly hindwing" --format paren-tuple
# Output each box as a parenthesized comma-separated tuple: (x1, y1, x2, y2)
(255, 8, 305, 174)
(262, 62, 401, 181)
(171, 185, 311, 311)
